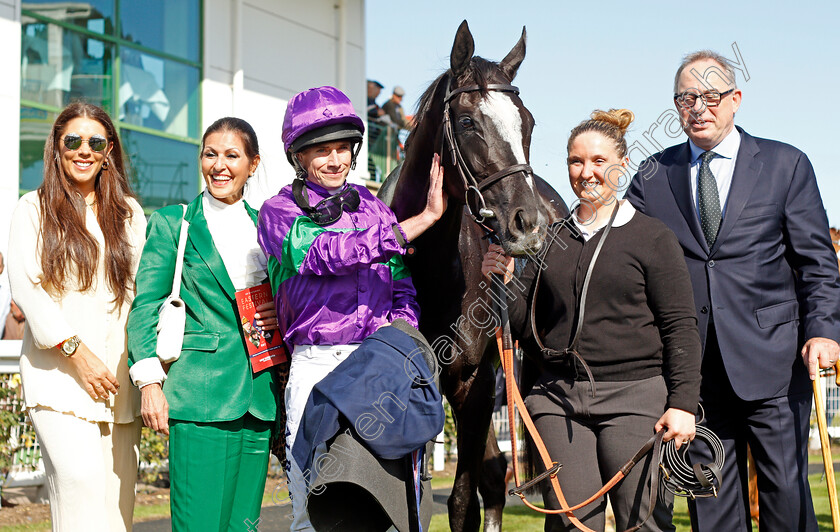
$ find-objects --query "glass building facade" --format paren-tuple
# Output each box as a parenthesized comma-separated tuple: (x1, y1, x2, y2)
(19, 0, 201, 212)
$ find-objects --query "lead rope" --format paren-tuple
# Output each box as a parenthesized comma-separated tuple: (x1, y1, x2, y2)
(494, 201, 665, 531)
(495, 324, 663, 531)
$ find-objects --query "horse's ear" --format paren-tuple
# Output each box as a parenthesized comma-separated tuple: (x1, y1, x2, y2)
(500, 26, 527, 81)
(450, 20, 474, 78)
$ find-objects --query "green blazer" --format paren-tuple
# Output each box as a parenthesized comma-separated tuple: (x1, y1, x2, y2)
(127, 193, 280, 425)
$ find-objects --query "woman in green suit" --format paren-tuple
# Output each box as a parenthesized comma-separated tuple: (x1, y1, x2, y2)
(127, 117, 282, 531)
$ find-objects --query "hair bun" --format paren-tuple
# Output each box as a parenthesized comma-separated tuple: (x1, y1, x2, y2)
(589, 108, 634, 135)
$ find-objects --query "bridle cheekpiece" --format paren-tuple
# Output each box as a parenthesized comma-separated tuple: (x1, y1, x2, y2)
(441, 79, 533, 227)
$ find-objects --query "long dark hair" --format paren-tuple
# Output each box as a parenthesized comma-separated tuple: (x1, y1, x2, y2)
(38, 102, 138, 309)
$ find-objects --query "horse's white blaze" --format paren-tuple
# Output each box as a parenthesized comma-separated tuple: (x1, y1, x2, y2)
(477, 92, 534, 192)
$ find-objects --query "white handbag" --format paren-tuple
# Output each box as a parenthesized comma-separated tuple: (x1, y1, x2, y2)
(155, 205, 189, 363)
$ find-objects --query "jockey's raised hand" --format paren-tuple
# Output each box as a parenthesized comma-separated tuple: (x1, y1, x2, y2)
(399, 153, 448, 241)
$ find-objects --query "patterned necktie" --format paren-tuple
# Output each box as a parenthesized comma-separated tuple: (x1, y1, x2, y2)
(698, 151, 722, 247)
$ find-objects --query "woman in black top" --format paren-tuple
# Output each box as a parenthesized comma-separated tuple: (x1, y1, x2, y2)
(483, 109, 701, 531)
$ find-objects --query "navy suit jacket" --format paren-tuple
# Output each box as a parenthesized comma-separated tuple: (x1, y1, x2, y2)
(625, 127, 840, 401)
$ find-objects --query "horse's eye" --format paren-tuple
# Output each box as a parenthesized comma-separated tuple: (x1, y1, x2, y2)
(459, 116, 474, 129)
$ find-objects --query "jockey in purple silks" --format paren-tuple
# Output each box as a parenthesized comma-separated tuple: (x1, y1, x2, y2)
(257, 86, 445, 531)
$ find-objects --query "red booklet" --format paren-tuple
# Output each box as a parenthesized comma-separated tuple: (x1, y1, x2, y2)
(234, 282, 288, 373)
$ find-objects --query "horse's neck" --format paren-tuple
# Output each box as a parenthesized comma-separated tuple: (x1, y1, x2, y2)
(390, 142, 441, 221)
(391, 77, 447, 221)
(409, 203, 470, 304)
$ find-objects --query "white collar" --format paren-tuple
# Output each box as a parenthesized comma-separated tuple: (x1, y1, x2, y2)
(572, 199, 636, 240)
(203, 189, 246, 212)
(201, 190, 265, 290)
(689, 126, 741, 164)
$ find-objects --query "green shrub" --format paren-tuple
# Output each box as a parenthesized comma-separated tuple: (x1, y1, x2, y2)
(138, 426, 169, 485)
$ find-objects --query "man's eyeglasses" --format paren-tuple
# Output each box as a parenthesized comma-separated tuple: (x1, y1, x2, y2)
(62, 133, 108, 153)
(308, 185, 361, 226)
(673, 88, 735, 110)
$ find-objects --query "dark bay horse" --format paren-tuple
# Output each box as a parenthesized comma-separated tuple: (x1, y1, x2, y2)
(379, 21, 568, 532)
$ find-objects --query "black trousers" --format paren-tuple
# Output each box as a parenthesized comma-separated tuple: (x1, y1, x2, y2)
(526, 373, 675, 532)
(688, 324, 816, 532)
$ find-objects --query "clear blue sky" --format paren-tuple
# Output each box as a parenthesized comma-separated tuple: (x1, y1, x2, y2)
(366, 0, 840, 227)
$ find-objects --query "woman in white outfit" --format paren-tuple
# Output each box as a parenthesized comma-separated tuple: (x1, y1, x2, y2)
(8, 102, 146, 531)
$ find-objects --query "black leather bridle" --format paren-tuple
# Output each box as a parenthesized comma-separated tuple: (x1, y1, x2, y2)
(441, 80, 534, 225)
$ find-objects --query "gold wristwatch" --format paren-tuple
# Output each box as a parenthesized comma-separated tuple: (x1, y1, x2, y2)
(58, 335, 81, 357)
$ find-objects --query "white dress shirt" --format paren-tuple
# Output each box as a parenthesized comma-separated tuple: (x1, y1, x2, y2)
(202, 191, 267, 291)
(688, 126, 741, 218)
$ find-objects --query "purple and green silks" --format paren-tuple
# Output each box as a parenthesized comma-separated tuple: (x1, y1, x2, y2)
(257, 181, 418, 348)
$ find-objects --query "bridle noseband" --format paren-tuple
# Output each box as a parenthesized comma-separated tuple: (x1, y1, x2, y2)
(441, 81, 533, 225)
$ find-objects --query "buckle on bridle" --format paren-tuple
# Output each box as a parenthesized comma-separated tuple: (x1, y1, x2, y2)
(466, 185, 493, 223)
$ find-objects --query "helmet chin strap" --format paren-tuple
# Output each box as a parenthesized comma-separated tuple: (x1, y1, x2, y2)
(292, 155, 307, 179)
(349, 141, 362, 170)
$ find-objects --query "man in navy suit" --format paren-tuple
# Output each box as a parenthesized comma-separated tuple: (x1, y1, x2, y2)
(625, 50, 840, 531)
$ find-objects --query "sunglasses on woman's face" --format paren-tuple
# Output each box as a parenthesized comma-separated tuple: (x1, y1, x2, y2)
(62, 133, 108, 153)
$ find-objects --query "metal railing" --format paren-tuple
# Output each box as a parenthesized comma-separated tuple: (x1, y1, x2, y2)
(367, 121, 409, 182)
(0, 341, 45, 488)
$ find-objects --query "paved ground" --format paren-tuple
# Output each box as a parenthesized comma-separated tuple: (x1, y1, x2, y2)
(134, 488, 460, 532)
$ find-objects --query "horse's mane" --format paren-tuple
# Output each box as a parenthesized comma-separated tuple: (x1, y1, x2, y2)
(409, 56, 503, 142)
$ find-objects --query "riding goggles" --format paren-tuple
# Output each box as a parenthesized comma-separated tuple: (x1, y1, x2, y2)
(63, 133, 108, 152)
(308, 185, 361, 226)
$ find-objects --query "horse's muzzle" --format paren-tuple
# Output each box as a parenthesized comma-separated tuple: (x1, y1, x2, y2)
(504, 223, 545, 257)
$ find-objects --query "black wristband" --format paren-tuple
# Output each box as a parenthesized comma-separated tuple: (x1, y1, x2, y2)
(392, 224, 416, 256)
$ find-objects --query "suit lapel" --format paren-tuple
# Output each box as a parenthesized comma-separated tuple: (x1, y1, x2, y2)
(184, 196, 237, 298)
(667, 142, 709, 254)
(710, 128, 762, 256)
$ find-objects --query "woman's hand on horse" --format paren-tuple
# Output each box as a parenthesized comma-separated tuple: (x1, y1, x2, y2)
(65, 342, 119, 400)
(140, 383, 170, 435)
(254, 301, 279, 331)
(655, 407, 696, 450)
(482, 244, 515, 284)
(399, 153, 448, 241)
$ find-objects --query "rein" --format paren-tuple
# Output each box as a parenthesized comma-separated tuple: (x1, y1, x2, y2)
(441, 80, 533, 225)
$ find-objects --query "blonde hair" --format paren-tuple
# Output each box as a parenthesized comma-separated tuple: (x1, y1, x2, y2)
(567, 108, 634, 159)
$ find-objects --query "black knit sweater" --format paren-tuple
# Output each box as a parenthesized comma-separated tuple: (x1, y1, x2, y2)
(508, 209, 702, 413)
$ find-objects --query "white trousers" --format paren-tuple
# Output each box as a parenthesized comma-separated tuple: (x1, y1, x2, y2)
(28, 408, 141, 532)
(285, 344, 356, 532)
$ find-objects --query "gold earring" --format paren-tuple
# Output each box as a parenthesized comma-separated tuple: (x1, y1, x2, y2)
(102, 160, 110, 170)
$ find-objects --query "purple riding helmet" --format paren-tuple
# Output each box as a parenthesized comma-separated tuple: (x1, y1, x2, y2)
(282, 86, 365, 177)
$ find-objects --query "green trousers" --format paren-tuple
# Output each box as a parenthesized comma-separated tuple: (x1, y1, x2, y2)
(169, 414, 272, 532)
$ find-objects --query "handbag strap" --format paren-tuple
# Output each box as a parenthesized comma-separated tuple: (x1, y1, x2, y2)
(170, 204, 189, 298)
(530, 201, 620, 396)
